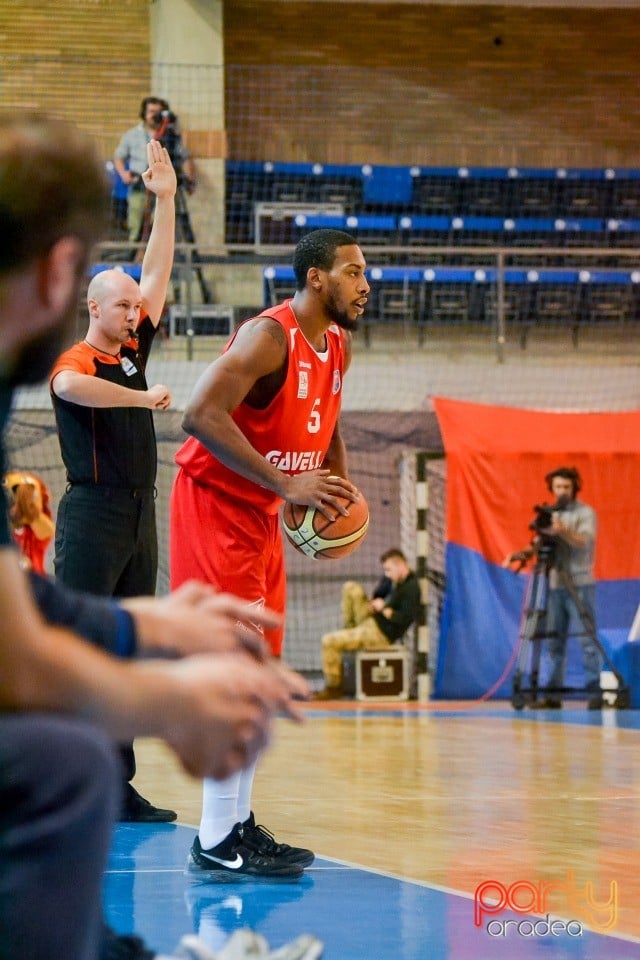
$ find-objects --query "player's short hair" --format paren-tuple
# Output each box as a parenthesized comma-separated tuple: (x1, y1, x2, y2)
(0, 113, 109, 275)
(545, 466, 582, 495)
(292, 228, 359, 289)
(380, 548, 407, 564)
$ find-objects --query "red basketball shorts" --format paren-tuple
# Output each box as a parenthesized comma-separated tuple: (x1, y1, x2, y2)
(169, 468, 285, 655)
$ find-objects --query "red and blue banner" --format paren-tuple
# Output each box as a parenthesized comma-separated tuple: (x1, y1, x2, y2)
(433, 398, 640, 699)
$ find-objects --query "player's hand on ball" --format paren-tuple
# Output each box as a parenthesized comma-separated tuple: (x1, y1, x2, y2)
(282, 469, 359, 522)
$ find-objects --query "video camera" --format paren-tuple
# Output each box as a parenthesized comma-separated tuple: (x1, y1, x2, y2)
(529, 495, 571, 534)
(152, 109, 178, 127)
(151, 110, 190, 187)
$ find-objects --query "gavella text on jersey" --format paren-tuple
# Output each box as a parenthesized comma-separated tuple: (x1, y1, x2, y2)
(265, 450, 324, 472)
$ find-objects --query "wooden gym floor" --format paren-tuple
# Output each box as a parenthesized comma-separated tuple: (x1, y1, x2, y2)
(105, 701, 640, 959)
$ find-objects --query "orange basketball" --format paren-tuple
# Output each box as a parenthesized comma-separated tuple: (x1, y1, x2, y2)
(282, 493, 369, 560)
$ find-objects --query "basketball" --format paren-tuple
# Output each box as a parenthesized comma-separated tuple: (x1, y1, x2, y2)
(282, 493, 369, 560)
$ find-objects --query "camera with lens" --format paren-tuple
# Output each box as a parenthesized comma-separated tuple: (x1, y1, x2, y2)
(152, 109, 177, 127)
(530, 504, 554, 533)
(152, 110, 187, 184)
(529, 495, 570, 534)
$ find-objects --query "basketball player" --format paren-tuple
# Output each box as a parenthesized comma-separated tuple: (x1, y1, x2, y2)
(170, 228, 368, 879)
(0, 113, 311, 960)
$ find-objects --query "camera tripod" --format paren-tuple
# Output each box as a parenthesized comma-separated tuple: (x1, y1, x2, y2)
(511, 546, 630, 710)
(139, 181, 213, 305)
(173, 181, 213, 304)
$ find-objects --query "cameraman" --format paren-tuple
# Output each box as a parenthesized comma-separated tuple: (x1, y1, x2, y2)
(503, 466, 603, 710)
(114, 96, 195, 247)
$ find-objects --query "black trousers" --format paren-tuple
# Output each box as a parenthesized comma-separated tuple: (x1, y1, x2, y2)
(0, 714, 119, 960)
(54, 485, 158, 600)
(54, 485, 158, 788)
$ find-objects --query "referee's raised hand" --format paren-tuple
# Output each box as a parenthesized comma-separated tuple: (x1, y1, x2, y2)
(141, 138, 176, 198)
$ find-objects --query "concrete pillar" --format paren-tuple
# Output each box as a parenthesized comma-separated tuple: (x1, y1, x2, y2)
(150, 0, 226, 253)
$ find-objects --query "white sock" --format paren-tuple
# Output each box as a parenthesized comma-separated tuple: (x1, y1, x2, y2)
(198, 772, 241, 850)
(237, 759, 258, 824)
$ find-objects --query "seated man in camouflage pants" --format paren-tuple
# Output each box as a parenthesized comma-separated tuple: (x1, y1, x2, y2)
(314, 548, 421, 699)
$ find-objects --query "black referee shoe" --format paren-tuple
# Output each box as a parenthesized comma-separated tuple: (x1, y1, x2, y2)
(120, 785, 177, 823)
(241, 812, 315, 867)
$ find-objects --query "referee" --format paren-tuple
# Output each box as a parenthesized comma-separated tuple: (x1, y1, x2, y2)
(50, 139, 176, 822)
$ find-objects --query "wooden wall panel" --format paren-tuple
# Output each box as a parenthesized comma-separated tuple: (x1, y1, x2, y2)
(2, 3, 637, 174)
(0, 0, 151, 158)
(224, 2, 640, 167)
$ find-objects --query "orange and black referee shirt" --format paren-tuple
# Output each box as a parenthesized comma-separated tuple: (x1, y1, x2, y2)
(50, 316, 157, 489)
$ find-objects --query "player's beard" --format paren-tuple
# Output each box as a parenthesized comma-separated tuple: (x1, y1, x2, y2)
(325, 291, 359, 332)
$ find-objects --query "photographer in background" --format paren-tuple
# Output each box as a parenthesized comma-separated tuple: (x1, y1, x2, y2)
(503, 466, 603, 710)
(4, 471, 55, 574)
(114, 96, 196, 248)
(314, 548, 421, 700)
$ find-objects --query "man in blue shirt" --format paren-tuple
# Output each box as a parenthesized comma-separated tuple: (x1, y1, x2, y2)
(114, 96, 195, 247)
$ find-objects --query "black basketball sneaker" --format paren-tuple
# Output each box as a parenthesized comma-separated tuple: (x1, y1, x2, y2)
(186, 823, 304, 881)
(241, 812, 315, 868)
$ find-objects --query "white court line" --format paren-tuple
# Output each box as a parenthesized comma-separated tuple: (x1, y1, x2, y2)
(112, 824, 640, 946)
(309, 853, 640, 946)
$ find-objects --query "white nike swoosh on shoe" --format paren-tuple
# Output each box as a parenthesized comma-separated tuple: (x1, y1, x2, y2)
(199, 851, 244, 869)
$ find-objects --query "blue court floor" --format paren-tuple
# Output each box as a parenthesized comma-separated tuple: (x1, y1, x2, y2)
(105, 705, 640, 960)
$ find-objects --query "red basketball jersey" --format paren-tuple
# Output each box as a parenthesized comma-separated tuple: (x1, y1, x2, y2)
(175, 300, 346, 514)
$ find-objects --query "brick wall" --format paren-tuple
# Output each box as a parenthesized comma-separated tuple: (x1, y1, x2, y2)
(0, 0, 151, 158)
(2, 2, 637, 169)
(224, 2, 640, 167)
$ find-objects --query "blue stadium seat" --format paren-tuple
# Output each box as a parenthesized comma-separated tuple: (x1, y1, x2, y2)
(577, 270, 639, 330)
(504, 218, 563, 266)
(411, 172, 462, 215)
(418, 267, 489, 335)
(226, 161, 640, 267)
(460, 177, 513, 218)
(557, 217, 607, 265)
(509, 175, 559, 219)
(606, 219, 640, 267)
(262, 266, 296, 307)
(355, 266, 422, 343)
(88, 263, 142, 281)
(449, 216, 505, 265)
(261, 264, 640, 349)
(307, 177, 363, 211)
(609, 176, 640, 220)
(397, 216, 453, 265)
(557, 176, 610, 220)
(287, 214, 398, 260)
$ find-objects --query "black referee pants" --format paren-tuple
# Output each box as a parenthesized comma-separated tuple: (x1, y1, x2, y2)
(54, 485, 158, 786)
(54, 484, 158, 600)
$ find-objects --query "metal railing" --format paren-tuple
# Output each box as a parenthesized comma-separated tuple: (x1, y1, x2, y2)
(93, 240, 640, 362)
